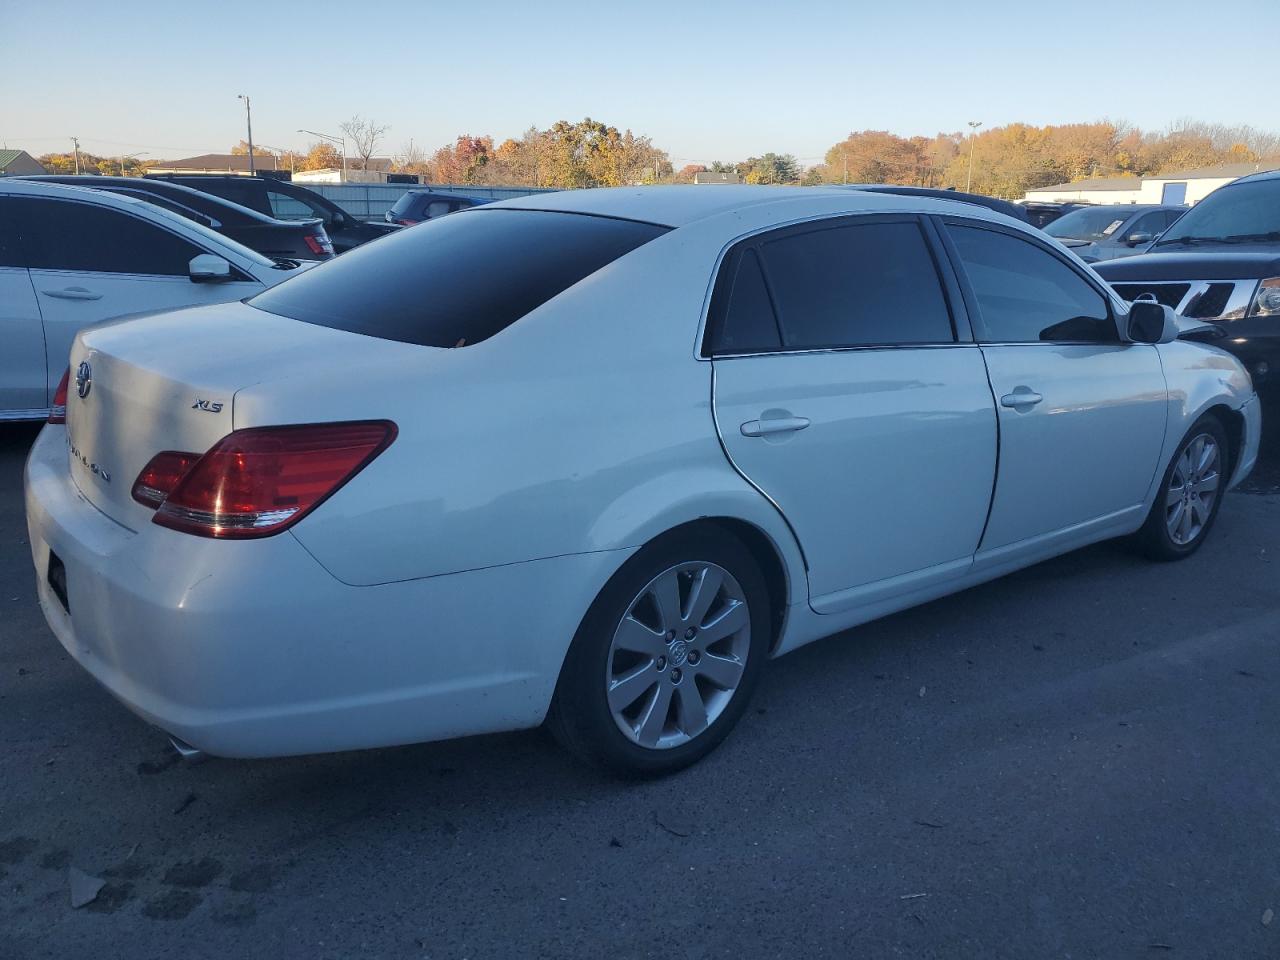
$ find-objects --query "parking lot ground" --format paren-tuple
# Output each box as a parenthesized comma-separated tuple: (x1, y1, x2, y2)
(2, 400, 1279, 960)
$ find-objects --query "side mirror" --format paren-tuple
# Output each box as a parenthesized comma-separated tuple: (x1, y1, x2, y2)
(189, 254, 232, 284)
(1126, 300, 1178, 344)
(1125, 232, 1153, 246)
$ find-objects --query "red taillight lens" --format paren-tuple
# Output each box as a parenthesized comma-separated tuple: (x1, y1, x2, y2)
(394, 218, 418, 226)
(49, 368, 70, 424)
(303, 232, 334, 256)
(132, 451, 201, 508)
(153, 421, 396, 539)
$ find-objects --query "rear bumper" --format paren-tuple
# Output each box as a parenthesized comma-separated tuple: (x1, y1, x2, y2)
(25, 425, 628, 758)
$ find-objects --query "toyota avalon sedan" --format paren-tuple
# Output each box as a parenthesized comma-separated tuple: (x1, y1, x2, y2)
(25, 187, 1261, 776)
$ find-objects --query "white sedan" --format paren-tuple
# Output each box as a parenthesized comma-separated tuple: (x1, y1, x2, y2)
(25, 187, 1261, 776)
(1, 179, 311, 421)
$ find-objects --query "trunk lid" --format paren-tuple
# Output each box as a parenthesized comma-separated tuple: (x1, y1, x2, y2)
(65, 300, 412, 530)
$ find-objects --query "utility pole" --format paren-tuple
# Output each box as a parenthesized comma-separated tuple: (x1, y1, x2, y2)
(71, 137, 81, 175)
(965, 121, 983, 193)
(238, 95, 255, 175)
(843, 154, 848, 184)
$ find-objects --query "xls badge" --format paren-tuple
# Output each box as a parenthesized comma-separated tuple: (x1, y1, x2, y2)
(192, 399, 224, 413)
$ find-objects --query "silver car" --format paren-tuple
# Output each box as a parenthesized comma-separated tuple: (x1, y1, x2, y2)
(1045, 204, 1186, 262)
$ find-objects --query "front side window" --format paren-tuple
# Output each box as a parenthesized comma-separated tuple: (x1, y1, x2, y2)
(1045, 207, 1132, 243)
(249, 208, 668, 347)
(20, 198, 203, 276)
(948, 223, 1114, 343)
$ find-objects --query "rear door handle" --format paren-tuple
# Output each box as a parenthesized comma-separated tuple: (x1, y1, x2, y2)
(42, 287, 103, 301)
(740, 416, 811, 438)
(1000, 387, 1044, 410)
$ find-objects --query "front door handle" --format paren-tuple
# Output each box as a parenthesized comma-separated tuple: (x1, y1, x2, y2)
(42, 287, 103, 301)
(741, 416, 811, 438)
(1000, 387, 1044, 410)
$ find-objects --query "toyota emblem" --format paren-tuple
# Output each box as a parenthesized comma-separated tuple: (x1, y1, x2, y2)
(75, 361, 92, 400)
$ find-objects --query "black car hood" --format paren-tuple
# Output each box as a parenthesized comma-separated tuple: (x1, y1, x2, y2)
(1095, 248, 1280, 280)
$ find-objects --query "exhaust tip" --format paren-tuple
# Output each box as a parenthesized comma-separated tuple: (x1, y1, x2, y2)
(169, 736, 209, 764)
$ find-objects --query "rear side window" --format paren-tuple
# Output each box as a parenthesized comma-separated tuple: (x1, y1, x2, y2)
(705, 218, 953, 354)
(267, 190, 319, 221)
(947, 224, 1114, 343)
(19, 197, 204, 275)
(249, 209, 669, 347)
(0, 197, 25, 267)
(761, 220, 953, 349)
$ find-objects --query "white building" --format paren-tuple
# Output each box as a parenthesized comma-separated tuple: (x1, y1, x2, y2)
(1024, 162, 1280, 206)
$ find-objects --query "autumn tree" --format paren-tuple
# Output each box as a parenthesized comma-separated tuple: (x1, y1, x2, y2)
(299, 141, 342, 171)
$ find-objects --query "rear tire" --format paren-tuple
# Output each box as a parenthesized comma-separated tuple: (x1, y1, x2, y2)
(1135, 414, 1229, 561)
(548, 526, 771, 777)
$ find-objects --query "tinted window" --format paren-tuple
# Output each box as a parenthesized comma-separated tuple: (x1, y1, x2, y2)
(425, 200, 450, 219)
(706, 248, 781, 354)
(948, 224, 1113, 343)
(1045, 207, 1134, 242)
(249, 209, 668, 347)
(760, 220, 953, 348)
(268, 189, 321, 221)
(0, 198, 25, 267)
(1155, 178, 1280, 245)
(22, 198, 203, 275)
(1161, 209, 1185, 231)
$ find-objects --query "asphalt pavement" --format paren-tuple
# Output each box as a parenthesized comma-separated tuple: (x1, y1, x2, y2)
(2, 399, 1278, 960)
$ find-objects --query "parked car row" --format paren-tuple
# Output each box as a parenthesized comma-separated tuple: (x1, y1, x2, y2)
(21, 184, 1261, 776)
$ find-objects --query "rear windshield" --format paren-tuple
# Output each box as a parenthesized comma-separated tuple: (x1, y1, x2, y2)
(1045, 207, 1135, 242)
(389, 192, 421, 217)
(248, 208, 669, 347)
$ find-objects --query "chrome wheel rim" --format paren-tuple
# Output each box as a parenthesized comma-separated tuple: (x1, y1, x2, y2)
(1166, 432, 1221, 546)
(606, 561, 751, 750)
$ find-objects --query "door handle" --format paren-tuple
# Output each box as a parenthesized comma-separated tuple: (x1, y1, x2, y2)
(42, 287, 103, 301)
(741, 416, 811, 438)
(1000, 387, 1044, 410)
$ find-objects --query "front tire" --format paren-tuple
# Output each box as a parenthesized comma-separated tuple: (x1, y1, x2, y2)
(548, 527, 771, 777)
(1136, 414, 1229, 561)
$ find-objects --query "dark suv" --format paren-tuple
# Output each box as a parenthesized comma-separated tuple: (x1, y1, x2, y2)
(149, 175, 397, 253)
(23, 175, 334, 261)
(386, 191, 490, 226)
(1094, 169, 1280, 388)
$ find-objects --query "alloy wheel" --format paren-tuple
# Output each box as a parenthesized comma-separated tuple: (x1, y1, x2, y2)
(1165, 432, 1221, 546)
(605, 561, 751, 750)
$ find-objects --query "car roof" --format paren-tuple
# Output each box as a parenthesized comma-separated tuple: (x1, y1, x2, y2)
(1229, 168, 1280, 185)
(21, 175, 282, 223)
(0, 178, 271, 266)
(491, 185, 1026, 229)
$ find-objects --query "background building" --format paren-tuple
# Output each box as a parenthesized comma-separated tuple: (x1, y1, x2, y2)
(1024, 162, 1279, 206)
(0, 150, 47, 176)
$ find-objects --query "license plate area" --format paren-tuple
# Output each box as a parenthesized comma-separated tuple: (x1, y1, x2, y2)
(47, 551, 69, 614)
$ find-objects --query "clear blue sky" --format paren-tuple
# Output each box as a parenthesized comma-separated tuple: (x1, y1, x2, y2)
(4, 0, 1277, 166)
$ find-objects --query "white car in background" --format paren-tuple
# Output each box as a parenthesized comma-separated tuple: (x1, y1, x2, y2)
(0, 179, 310, 421)
(25, 187, 1260, 776)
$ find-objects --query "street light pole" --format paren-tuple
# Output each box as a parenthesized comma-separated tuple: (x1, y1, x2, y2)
(238, 95, 255, 175)
(71, 137, 81, 175)
(297, 129, 347, 178)
(965, 120, 983, 193)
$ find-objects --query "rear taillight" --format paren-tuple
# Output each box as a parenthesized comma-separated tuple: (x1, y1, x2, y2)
(131, 451, 201, 508)
(153, 421, 396, 539)
(303, 231, 335, 257)
(48, 368, 70, 424)
(394, 218, 418, 226)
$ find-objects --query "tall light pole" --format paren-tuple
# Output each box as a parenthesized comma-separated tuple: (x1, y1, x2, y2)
(297, 129, 346, 178)
(238, 94, 255, 175)
(71, 136, 81, 175)
(965, 120, 983, 193)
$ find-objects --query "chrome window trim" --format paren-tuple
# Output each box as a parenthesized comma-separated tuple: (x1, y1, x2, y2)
(709, 341, 982, 361)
